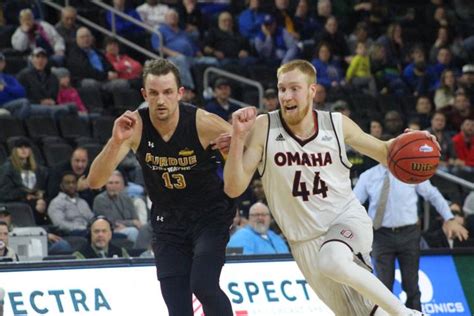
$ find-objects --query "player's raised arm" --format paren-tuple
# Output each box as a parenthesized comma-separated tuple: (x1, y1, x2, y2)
(342, 114, 391, 165)
(195, 108, 232, 149)
(88, 111, 141, 189)
(224, 107, 266, 198)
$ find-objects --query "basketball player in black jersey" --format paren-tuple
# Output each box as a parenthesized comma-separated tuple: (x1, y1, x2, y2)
(87, 58, 234, 316)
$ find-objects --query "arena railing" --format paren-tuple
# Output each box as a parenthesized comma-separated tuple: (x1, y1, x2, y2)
(42, 0, 162, 59)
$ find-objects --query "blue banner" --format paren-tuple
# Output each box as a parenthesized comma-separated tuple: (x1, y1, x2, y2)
(392, 255, 470, 315)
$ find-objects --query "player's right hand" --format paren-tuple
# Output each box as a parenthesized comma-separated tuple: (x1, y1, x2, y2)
(232, 107, 257, 135)
(112, 110, 137, 143)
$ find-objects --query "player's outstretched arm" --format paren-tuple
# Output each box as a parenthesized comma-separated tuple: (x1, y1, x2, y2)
(88, 111, 140, 189)
(342, 115, 391, 165)
(224, 107, 265, 198)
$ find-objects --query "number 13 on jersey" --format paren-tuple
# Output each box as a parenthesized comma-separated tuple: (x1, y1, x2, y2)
(162, 172, 187, 189)
(292, 171, 328, 201)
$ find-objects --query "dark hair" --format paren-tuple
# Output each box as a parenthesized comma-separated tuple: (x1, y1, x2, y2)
(431, 110, 446, 120)
(61, 170, 78, 181)
(104, 36, 120, 47)
(142, 58, 181, 89)
(0, 221, 9, 230)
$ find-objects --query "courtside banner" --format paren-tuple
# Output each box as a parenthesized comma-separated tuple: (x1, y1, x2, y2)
(0, 261, 334, 316)
(393, 255, 471, 316)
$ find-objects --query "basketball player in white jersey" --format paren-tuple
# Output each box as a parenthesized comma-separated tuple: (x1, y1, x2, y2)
(223, 60, 431, 316)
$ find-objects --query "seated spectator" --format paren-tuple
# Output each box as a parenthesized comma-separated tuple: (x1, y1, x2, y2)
(376, 23, 406, 71)
(312, 83, 331, 111)
(434, 69, 457, 109)
(3, 0, 43, 26)
(176, 0, 205, 42)
(311, 42, 344, 90)
(11, 9, 65, 66)
(403, 46, 437, 96)
(52, 67, 88, 114)
(432, 47, 459, 86)
(0, 52, 31, 119)
(238, 0, 265, 42)
(93, 171, 141, 243)
(254, 14, 299, 66)
(204, 11, 256, 67)
(346, 41, 377, 96)
(55, 6, 79, 49)
(272, 0, 299, 39)
(151, 9, 217, 90)
(17, 48, 77, 119)
(384, 110, 404, 137)
(74, 216, 129, 259)
(105, 0, 144, 37)
(0, 137, 49, 226)
(48, 147, 96, 206)
(407, 96, 433, 130)
(347, 21, 373, 56)
(227, 202, 289, 255)
(0, 221, 19, 262)
(104, 37, 143, 89)
(458, 64, 474, 104)
(262, 88, 279, 112)
(429, 26, 468, 66)
(427, 111, 463, 172)
(136, 0, 170, 30)
(452, 118, 474, 168)
(442, 92, 474, 131)
(48, 171, 94, 236)
(314, 16, 350, 65)
(293, 0, 320, 41)
(204, 78, 240, 121)
(370, 118, 384, 139)
(369, 43, 407, 96)
(66, 27, 129, 96)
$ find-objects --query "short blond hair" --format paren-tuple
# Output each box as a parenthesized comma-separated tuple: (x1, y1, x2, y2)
(277, 59, 316, 85)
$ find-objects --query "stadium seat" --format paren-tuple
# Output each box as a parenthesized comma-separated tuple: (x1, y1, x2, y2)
(0, 116, 27, 142)
(0, 143, 8, 164)
(58, 115, 92, 142)
(112, 88, 143, 112)
(92, 116, 115, 143)
(78, 86, 105, 113)
(81, 142, 103, 161)
(2, 202, 36, 227)
(42, 142, 74, 167)
(25, 117, 60, 141)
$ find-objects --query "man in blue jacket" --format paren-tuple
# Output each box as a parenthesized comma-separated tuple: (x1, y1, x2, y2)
(227, 202, 289, 255)
(0, 52, 30, 118)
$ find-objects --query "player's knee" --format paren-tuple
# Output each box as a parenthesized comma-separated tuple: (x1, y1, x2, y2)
(191, 279, 218, 301)
(318, 242, 353, 279)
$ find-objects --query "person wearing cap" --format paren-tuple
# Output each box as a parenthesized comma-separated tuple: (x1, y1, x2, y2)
(11, 9, 65, 66)
(204, 78, 241, 121)
(254, 13, 299, 66)
(262, 88, 279, 112)
(17, 47, 77, 119)
(0, 137, 50, 226)
(0, 52, 31, 119)
(53, 67, 88, 114)
(0, 221, 19, 262)
(459, 64, 474, 103)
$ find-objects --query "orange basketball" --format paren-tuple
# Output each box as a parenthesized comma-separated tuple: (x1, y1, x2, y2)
(387, 131, 440, 184)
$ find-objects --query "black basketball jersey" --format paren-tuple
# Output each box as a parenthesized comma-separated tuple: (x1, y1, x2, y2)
(136, 103, 228, 219)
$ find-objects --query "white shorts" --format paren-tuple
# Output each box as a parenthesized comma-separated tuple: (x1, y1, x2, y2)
(290, 209, 376, 316)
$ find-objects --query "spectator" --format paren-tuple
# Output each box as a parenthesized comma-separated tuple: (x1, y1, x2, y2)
(311, 42, 344, 90)
(272, 0, 298, 39)
(347, 21, 373, 56)
(314, 0, 333, 27)
(55, 6, 79, 49)
(0, 52, 30, 119)
(314, 16, 350, 65)
(204, 78, 240, 121)
(48, 147, 96, 206)
(0, 221, 19, 262)
(151, 9, 218, 90)
(104, 37, 143, 84)
(403, 46, 437, 96)
(458, 64, 474, 103)
(53, 67, 88, 114)
(312, 83, 331, 111)
(354, 164, 467, 311)
(204, 11, 256, 67)
(442, 92, 474, 131)
(3, 0, 43, 26)
(331, 100, 351, 117)
(294, 0, 320, 41)
(346, 41, 377, 96)
(384, 110, 404, 137)
(427, 111, 463, 171)
(176, 0, 205, 42)
(136, 0, 170, 30)
(17, 48, 77, 119)
(238, 0, 265, 42)
(434, 69, 457, 109)
(105, 0, 144, 38)
(66, 26, 129, 95)
(11, 9, 65, 66)
(0, 137, 49, 226)
(93, 171, 141, 243)
(227, 202, 289, 255)
(376, 23, 405, 71)
(432, 47, 457, 85)
(74, 216, 129, 259)
(408, 96, 433, 130)
(48, 171, 94, 236)
(452, 118, 474, 168)
(369, 43, 407, 96)
(254, 14, 299, 66)
(429, 26, 467, 66)
(370, 118, 384, 139)
(262, 88, 279, 112)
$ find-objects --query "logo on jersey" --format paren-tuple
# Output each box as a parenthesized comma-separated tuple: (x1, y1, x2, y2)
(148, 141, 155, 148)
(145, 152, 197, 172)
(179, 148, 195, 156)
(419, 144, 433, 153)
(274, 152, 333, 167)
(321, 135, 332, 142)
(340, 229, 353, 239)
(156, 216, 164, 222)
(276, 133, 285, 141)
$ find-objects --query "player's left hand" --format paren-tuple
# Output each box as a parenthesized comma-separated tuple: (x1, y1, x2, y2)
(210, 133, 231, 154)
(442, 219, 469, 241)
(403, 128, 441, 151)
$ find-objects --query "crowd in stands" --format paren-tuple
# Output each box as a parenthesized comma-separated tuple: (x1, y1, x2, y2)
(0, 0, 473, 260)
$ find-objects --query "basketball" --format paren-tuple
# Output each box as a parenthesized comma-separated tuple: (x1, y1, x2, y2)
(387, 131, 440, 184)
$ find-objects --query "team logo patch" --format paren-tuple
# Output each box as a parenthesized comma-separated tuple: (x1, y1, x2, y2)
(276, 133, 285, 141)
(340, 229, 354, 239)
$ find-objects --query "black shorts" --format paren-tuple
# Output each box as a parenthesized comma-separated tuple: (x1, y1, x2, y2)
(151, 201, 234, 279)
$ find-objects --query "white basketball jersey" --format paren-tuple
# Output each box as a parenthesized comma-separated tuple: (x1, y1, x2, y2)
(258, 110, 367, 243)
